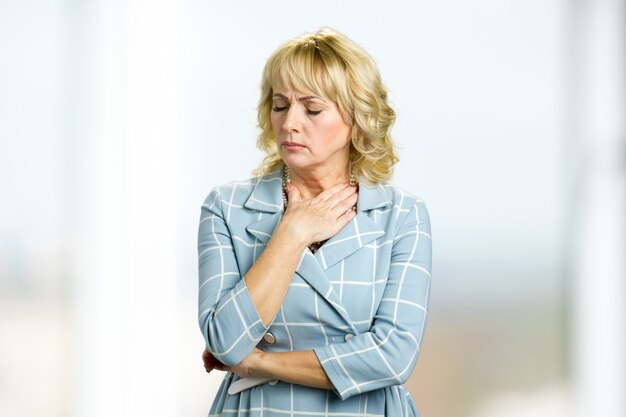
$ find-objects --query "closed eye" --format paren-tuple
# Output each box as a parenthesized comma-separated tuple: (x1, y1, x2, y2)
(271, 106, 322, 116)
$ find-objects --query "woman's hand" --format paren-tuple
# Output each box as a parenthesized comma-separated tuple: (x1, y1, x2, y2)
(281, 182, 358, 245)
(202, 347, 226, 373)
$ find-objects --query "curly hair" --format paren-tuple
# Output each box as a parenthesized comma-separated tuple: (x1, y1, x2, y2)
(252, 27, 398, 185)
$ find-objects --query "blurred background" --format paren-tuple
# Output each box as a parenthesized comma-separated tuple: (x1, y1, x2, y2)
(0, 0, 624, 416)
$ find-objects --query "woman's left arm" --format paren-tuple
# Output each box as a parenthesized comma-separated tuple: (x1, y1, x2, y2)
(310, 200, 432, 400)
(212, 348, 334, 390)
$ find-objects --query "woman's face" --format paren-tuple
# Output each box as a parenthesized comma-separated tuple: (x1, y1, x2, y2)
(270, 82, 352, 174)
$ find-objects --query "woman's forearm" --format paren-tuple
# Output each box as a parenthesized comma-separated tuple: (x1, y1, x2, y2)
(255, 350, 334, 390)
(244, 182, 357, 327)
(245, 220, 308, 326)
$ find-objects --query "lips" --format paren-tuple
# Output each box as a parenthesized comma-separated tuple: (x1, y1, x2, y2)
(281, 141, 307, 151)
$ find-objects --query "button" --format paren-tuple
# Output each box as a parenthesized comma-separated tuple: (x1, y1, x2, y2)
(268, 379, 278, 385)
(263, 332, 276, 344)
(344, 334, 354, 341)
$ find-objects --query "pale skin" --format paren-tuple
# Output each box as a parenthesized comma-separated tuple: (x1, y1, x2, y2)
(201, 83, 359, 389)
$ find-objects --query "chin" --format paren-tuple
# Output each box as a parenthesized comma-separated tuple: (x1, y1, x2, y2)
(280, 155, 310, 169)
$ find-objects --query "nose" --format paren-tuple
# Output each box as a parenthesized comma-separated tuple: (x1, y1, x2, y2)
(282, 106, 302, 133)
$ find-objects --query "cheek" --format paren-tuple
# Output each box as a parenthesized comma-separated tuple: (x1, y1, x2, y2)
(270, 112, 278, 133)
(270, 114, 281, 136)
(318, 117, 351, 144)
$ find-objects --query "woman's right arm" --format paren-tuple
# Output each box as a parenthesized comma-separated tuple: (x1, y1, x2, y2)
(198, 182, 357, 366)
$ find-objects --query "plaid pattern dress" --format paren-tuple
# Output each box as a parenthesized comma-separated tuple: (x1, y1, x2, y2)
(198, 167, 432, 416)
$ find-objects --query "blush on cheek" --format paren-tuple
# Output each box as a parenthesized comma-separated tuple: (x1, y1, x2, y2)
(270, 116, 280, 135)
(321, 117, 352, 146)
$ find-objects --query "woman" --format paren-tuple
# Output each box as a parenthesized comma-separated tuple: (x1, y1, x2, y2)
(198, 27, 432, 417)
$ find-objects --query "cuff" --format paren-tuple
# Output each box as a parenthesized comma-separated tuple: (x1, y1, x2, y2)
(314, 344, 358, 400)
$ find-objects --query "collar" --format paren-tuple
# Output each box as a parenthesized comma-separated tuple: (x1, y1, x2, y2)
(243, 167, 393, 213)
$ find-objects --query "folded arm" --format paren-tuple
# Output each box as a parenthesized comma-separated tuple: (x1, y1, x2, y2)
(203, 201, 432, 399)
(312, 201, 432, 399)
(198, 183, 357, 366)
(204, 347, 334, 390)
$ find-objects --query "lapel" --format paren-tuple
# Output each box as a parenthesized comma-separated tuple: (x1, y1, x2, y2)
(313, 183, 391, 271)
(242, 169, 284, 242)
(244, 168, 392, 330)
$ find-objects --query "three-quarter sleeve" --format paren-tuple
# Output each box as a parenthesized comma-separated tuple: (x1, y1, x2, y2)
(197, 187, 270, 366)
(314, 200, 432, 400)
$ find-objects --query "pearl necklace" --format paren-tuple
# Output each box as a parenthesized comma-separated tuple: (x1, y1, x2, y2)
(281, 164, 357, 253)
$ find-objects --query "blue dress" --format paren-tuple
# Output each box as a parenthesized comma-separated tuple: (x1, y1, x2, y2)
(197, 168, 432, 416)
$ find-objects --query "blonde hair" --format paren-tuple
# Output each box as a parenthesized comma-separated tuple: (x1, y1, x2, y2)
(252, 27, 398, 185)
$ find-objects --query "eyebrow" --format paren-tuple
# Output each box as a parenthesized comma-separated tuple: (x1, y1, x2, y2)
(272, 93, 327, 103)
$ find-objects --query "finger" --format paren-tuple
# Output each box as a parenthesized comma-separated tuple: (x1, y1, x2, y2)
(204, 358, 215, 372)
(336, 206, 357, 227)
(286, 182, 302, 204)
(326, 184, 358, 209)
(332, 191, 359, 218)
(203, 347, 214, 358)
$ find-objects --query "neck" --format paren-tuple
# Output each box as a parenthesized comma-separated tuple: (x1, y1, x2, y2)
(287, 164, 351, 200)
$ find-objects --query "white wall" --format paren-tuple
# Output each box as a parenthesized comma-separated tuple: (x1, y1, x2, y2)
(1, 1, 623, 416)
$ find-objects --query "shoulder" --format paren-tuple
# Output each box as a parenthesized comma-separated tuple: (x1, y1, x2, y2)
(202, 177, 255, 205)
(371, 183, 430, 225)
(380, 183, 426, 207)
(357, 181, 430, 238)
(370, 184, 432, 250)
(200, 169, 282, 214)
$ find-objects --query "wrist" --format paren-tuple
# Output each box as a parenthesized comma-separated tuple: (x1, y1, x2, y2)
(275, 219, 309, 250)
(253, 350, 274, 379)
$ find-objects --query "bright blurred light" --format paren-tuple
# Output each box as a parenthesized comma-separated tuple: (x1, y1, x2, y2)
(569, 1, 626, 416)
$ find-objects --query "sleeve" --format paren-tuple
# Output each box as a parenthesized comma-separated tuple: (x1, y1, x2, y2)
(313, 200, 432, 400)
(197, 187, 271, 366)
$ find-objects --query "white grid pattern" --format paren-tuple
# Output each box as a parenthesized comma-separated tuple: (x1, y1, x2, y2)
(198, 169, 432, 416)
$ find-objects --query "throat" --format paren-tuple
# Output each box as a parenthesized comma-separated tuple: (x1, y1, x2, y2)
(285, 168, 353, 199)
